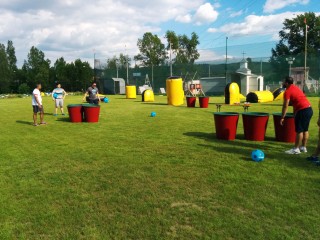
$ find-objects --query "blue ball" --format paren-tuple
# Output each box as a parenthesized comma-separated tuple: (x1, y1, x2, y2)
(251, 150, 265, 162)
(150, 112, 156, 117)
(53, 93, 58, 99)
(103, 97, 109, 103)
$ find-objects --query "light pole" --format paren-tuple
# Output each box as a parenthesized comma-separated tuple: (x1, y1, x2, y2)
(286, 57, 295, 76)
(169, 43, 172, 76)
(303, 18, 308, 92)
(225, 36, 228, 84)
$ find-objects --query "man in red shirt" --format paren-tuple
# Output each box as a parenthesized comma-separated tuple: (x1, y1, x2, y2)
(281, 76, 313, 154)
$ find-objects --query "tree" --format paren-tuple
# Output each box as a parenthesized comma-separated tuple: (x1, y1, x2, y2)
(0, 43, 10, 93)
(270, 12, 320, 78)
(22, 46, 51, 90)
(6, 40, 18, 92)
(134, 32, 167, 67)
(165, 31, 200, 64)
(74, 59, 93, 91)
(107, 53, 130, 69)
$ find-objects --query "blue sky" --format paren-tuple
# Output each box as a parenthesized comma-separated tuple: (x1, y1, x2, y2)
(0, 0, 318, 66)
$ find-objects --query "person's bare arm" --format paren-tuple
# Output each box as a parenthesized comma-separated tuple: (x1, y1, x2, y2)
(280, 99, 290, 126)
(83, 92, 88, 102)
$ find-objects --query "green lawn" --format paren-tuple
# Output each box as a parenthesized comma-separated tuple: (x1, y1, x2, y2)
(0, 95, 319, 239)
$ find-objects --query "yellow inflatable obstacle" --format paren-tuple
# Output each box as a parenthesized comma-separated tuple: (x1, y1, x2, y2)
(246, 91, 274, 103)
(126, 85, 137, 99)
(166, 77, 184, 106)
(225, 82, 240, 105)
(142, 90, 154, 102)
(273, 88, 285, 101)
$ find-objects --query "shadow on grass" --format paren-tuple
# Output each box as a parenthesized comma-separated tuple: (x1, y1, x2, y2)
(56, 118, 71, 122)
(141, 102, 168, 106)
(183, 132, 216, 141)
(16, 120, 33, 125)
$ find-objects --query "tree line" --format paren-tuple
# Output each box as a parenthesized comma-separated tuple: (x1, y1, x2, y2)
(0, 12, 319, 94)
(0, 42, 93, 94)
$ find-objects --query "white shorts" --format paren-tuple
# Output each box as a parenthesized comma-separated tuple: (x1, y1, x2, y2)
(55, 99, 64, 107)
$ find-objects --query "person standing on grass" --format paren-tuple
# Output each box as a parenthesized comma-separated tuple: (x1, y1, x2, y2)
(281, 76, 313, 154)
(306, 99, 320, 165)
(32, 83, 46, 126)
(83, 82, 101, 105)
(52, 83, 66, 116)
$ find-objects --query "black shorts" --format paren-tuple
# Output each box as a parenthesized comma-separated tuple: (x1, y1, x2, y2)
(89, 99, 99, 105)
(33, 105, 44, 113)
(294, 107, 313, 133)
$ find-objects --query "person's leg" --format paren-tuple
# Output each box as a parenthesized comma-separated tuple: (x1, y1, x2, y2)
(302, 131, 309, 148)
(60, 100, 64, 114)
(33, 106, 38, 125)
(300, 107, 313, 151)
(295, 132, 303, 148)
(33, 113, 37, 125)
(40, 107, 45, 124)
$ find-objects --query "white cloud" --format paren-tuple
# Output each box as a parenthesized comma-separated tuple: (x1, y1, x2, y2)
(175, 14, 192, 23)
(197, 49, 220, 62)
(230, 10, 243, 18)
(193, 3, 219, 25)
(263, 0, 309, 13)
(207, 12, 304, 37)
(207, 28, 218, 33)
(0, 0, 205, 66)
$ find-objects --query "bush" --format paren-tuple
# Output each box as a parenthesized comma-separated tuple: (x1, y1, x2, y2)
(18, 83, 30, 94)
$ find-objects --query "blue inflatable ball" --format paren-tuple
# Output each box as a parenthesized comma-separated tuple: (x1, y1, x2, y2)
(251, 149, 265, 162)
(53, 93, 58, 99)
(150, 112, 156, 117)
(103, 97, 109, 103)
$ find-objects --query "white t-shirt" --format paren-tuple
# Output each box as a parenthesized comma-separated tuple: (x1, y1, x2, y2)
(32, 88, 42, 106)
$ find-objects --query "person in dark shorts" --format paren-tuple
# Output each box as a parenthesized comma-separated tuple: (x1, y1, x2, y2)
(32, 83, 46, 126)
(281, 76, 313, 154)
(306, 99, 320, 164)
(83, 82, 101, 105)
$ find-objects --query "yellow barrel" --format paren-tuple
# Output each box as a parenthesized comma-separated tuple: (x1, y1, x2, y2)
(166, 77, 184, 106)
(126, 85, 136, 99)
(229, 83, 240, 105)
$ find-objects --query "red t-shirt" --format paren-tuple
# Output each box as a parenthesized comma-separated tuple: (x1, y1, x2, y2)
(284, 84, 311, 113)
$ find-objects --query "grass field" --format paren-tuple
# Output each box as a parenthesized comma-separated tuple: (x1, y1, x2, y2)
(0, 95, 320, 239)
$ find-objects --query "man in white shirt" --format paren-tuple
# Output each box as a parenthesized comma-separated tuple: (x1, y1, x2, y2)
(32, 83, 46, 126)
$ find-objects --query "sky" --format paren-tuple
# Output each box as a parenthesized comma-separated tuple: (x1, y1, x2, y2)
(0, 0, 319, 67)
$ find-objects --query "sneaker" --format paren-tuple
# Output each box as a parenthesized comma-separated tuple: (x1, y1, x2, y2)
(300, 147, 308, 153)
(285, 148, 301, 154)
(53, 114, 58, 116)
(306, 156, 319, 162)
(33, 123, 38, 127)
(62, 113, 65, 116)
(40, 122, 47, 125)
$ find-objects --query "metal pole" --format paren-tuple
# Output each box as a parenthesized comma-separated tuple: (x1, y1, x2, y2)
(93, 52, 96, 81)
(209, 64, 211, 77)
(225, 37, 228, 84)
(260, 58, 262, 75)
(170, 42, 172, 76)
(304, 22, 308, 92)
(126, 55, 129, 85)
(151, 64, 154, 88)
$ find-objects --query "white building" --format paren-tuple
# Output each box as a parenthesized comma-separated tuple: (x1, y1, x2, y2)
(232, 59, 264, 96)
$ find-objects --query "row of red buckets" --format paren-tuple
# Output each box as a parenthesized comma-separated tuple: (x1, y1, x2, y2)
(67, 104, 100, 123)
(214, 112, 295, 142)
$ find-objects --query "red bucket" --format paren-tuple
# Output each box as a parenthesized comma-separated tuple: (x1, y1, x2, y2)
(83, 104, 100, 123)
(214, 112, 239, 140)
(273, 113, 295, 143)
(186, 97, 196, 107)
(242, 112, 269, 141)
(199, 97, 209, 108)
(67, 104, 83, 123)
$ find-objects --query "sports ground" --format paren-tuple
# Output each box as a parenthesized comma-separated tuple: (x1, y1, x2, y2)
(0, 95, 319, 239)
